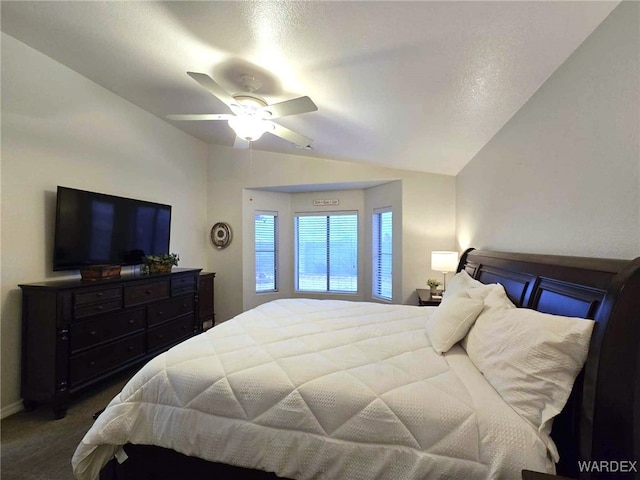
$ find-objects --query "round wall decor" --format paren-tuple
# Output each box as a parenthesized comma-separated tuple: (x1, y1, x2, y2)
(211, 222, 232, 249)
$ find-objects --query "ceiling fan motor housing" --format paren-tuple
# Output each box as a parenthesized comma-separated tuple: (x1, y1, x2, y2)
(231, 93, 272, 118)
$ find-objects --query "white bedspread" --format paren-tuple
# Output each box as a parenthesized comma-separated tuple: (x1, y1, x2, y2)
(72, 299, 555, 480)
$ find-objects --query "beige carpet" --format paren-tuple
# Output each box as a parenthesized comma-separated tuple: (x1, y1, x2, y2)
(1, 370, 133, 480)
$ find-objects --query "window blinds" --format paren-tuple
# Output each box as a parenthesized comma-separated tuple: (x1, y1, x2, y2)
(372, 209, 392, 300)
(295, 212, 358, 293)
(255, 212, 277, 292)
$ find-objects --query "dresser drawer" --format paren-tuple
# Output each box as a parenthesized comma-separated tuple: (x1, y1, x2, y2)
(171, 275, 196, 296)
(70, 333, 145, 386)
(147, 295, 194, 327)
(147, 316, 194, 352)
(74, 287, 122, 307)
(124, 280, 170, 307)
(70, 308, 145, 353)
(74, 299, 122, 319)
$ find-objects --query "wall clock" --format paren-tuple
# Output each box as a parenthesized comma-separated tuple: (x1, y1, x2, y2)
(211, 222, 232, 249)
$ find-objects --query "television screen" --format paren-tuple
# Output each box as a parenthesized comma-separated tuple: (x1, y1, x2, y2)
(53, 186, 171, 271)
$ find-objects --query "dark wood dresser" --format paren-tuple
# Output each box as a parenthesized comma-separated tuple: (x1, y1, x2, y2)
(198, 272, 216, 330)
(19, 268, 204, 419)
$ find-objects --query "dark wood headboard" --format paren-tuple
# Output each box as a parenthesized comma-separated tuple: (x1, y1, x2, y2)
(458, 249, 640, 479)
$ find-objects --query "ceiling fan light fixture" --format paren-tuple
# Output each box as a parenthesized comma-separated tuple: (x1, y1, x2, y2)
(228, 116, 272, 141)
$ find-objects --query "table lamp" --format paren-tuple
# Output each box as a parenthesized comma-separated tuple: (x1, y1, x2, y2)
(431, 251, 458, 292)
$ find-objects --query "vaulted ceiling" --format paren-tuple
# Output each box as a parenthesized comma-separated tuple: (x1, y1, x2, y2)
(1, 1, 618, 175)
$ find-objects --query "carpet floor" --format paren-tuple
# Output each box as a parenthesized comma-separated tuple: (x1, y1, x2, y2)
(1, 370, 133, 480)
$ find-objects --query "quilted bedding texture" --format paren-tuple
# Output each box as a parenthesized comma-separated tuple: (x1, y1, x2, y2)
(72, 298, 555, 480)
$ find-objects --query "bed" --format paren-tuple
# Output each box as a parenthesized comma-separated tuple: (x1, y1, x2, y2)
(72, 249, 640, 480)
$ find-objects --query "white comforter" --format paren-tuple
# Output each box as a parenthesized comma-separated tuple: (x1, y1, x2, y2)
(72, 299, 555, 480)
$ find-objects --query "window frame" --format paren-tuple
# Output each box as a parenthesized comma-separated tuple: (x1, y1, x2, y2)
(294, 211, 359, 294)
(254, 211, 279, 294)
(372, 207, 393, 301)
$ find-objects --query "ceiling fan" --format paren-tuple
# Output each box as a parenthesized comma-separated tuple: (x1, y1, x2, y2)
(168, 72, 318, 149)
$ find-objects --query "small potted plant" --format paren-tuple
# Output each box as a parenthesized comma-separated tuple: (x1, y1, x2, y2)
(141, 253, 180, 274)
(427, 278, 442, 295)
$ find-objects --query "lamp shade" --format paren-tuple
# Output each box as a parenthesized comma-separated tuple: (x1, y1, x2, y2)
(228, 117, 272, 141)
(431, 251, 458, 273)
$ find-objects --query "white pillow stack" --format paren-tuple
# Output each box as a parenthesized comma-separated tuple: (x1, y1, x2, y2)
(424, 270, 595, 436)
(425, 271, 514, 354)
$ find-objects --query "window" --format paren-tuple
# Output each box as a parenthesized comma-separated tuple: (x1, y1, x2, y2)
(295, 212, 358, 293)
(255, 212, 278, 292)
(372, 209, 392, 300)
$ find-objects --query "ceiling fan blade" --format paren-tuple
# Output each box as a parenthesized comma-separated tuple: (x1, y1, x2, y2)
(262, 96, 317, 119)
(187, 72, 237, 109)
(270, 123, 313, 147)
(167, 114, 233, 121)
(233, 136, 250, 149)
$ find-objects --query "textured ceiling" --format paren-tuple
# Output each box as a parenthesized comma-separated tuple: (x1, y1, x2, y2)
(1, 1, 618, 175)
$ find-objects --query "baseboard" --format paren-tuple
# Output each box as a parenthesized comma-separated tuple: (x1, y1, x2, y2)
(1, 400, 24, 419)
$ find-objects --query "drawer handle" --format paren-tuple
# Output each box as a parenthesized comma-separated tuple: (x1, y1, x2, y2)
(182, 304, 188, 308)
(89, 330, 97, 336)
(128, 346, 134, 351)
(97, 305, 104, 310)
(96, 292, 103, 297)
(89, 361, 96, 367)
(145, 290, 152, 295)
(157, 311, 164, 316)
(128, 319, 135, 325)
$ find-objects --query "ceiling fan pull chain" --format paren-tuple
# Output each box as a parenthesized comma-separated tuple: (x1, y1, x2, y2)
(249, 141, 253, 180)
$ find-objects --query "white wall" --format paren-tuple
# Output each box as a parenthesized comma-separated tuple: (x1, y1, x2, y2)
(1, 34, 209, 415)
(208, 145, 456, 322)
(456, 2, 639, 259)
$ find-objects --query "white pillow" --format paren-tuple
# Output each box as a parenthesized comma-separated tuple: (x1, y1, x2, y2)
(474, 283, 516, 310)
(442, 270, 482, 300)
(444, 271, 509, 306)
(464, 307, 594, 432)
(425, 296, 484, 354)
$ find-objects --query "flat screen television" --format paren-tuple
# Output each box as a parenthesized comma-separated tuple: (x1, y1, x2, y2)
(53, 186, 171, 271)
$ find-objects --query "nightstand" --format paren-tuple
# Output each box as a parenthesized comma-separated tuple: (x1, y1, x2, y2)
(416, 289, 442, 306)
